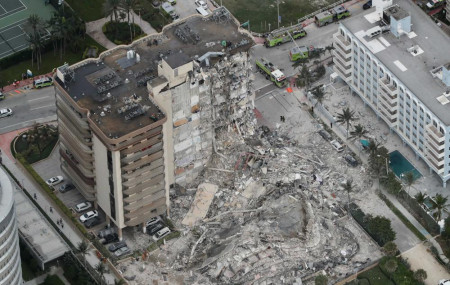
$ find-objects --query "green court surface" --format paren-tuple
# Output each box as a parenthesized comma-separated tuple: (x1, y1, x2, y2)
(0, 0, 56, 59)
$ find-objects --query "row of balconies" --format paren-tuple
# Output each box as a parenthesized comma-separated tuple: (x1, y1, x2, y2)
(56, 96, 89, 130)
(61, 163, 96, 200)
(121, 133, 162, 156)
(121, 149, 163, 172)
(124, 189, 166, 212)
(121, 142, 163, 165)
(124, 196, 166, 227)
(122, 173, 164, 196)
(0, 249, 20, 285)
(122, 157, 164, 180)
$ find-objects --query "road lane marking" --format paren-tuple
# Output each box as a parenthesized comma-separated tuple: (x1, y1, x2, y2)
(30, 104, 54, 111)
(28, 96, 51, 102)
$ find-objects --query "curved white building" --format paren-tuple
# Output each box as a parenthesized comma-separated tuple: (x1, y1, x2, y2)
(0, 168, 22, 285)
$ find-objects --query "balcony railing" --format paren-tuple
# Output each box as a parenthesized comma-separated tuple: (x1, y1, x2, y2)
(425, 124, 445, 143)
(333, 33, 351, 50)
(333, 50, 351, 67)
(334, 65, 351, 81)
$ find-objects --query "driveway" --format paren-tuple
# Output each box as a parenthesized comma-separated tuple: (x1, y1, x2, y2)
(402, 243, 449, 285)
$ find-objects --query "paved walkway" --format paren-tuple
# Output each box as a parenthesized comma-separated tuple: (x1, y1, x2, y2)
(0, 131, 117, 285)
(86, 11, 158, 49)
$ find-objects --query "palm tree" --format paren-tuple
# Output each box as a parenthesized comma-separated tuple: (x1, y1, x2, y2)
(336, 107, 356, 138)
(95, 262, 106, 284)
(114, 279, 126, 285)
(314, 274, 328, 285)
(350, 124, 368, 141)
(415, 192, 426, 204)
(28, 14, 43, 39)
(27, 33, 44, 70)
(368, 139, 380, 158)
(295, 63, 312, 89)
(402, 171, 415, 195)
(77, 240, 89, 267)
(104, 0, 121, 23)
(325, 43, 335, 57)
(413, 269, 427, 283)
(432, 194, 448, 221)
(384, 258, 398, 280)
(343, 179, 352, 214)
(310, 85, 325, 107)
(383, 241, 398, 257)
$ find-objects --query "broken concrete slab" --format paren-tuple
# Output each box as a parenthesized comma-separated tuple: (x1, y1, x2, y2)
(182, 183, 218, 227)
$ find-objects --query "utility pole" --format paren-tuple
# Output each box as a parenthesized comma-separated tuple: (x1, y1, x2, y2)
(277, 0, 280, 29)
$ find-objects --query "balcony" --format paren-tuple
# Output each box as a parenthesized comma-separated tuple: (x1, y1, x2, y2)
(333, 43, 352, 59)
(333, 50, 351, 68)
(333, 33, 351, 51)
(378, 77, 398, 97)
(425, 154, 445, 174)
(378, 108, 397, 127)
(334, 65, 351, 82)
(425, 124, 445, 144)
(425, 144, 445, 162)
(378, 92, 398, 108)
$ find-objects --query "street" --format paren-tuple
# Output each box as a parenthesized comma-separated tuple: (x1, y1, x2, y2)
(0, 87, 56, 134)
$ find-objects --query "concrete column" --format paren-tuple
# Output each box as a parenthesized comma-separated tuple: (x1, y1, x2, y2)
(118, 228, 123, 241)
(429, 167, 433, 174)
(105, 215, 110, 228)
(403, 140, 406, 146)
(443, 180, 447, 188)
(142, 222, 147, 234)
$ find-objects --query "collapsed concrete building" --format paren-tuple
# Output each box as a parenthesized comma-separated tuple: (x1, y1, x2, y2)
(54, 8, 253, 238)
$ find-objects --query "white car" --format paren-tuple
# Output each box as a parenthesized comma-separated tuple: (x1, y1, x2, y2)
(153, 227, 171, 241)
(330, 140, 344, 152)
(80, 210, 98, 222)
(439, 280, 450, 285)
(75, 202, 92, 213)
(0, 108, 13, 118)
(145, 216, 162, 227)
(46, 176, 64, 186)
(195, 0, 207, 10)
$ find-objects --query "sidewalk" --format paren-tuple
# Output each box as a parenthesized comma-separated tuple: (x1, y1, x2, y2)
(0, 147, 117, 284)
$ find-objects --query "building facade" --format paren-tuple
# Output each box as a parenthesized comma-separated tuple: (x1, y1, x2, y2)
(333, 0, 450, 186)
(446, 0, 450, 23)
(54, 9, 253, 237)
(0, 168, 22, 285)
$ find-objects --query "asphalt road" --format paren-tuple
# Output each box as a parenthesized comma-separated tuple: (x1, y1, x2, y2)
(0, 87, 57, 134)
(250, 1, 367, 95)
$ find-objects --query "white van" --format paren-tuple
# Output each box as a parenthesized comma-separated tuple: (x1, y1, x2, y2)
(196, 7, 209, 16)
(153, 227, 171, 241)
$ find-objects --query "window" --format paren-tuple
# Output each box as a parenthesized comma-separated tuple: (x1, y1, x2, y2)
(340, 29, 344, 36)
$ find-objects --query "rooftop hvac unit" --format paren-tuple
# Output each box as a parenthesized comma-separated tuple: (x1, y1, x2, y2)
(136, 53, 141, 63)
(127, 50, 135, 59)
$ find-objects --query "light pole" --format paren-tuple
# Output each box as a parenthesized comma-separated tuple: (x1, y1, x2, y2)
(277, 0, 280, 29)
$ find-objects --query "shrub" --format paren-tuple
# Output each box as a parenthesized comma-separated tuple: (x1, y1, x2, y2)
(103, 22, 145, 45)
(42, 275, 65, 285)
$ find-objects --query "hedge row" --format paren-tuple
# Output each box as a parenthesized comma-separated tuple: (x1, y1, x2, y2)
(378, 193, 427, 241)
(15, 153, 90, 238)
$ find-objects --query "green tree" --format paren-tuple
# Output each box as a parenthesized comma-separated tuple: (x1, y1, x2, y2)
(415, 192, 426, 205)
(402, 171, 415, 195)
(366, 215, 396, 246)
(314, 274, 328, 285)
(95, 262, 106, 285)
(336, 107, 356, 138)
(28, 14, 43, 39)
(442, 216, 450, 240)
(367, 139, 380, 157)
(432, 194, 448, 221)
(295, 63, 312, 89)
(310, 85, 325, 107)
(384, 258, 398, 279)
(77, 240, 89, 267)
(114, 279, 126, 285)
(324, 43, 335, 57)
(104, 0, 121, 23)
(382, 241, 398, 257)
(413, 269, 427, 283)
(350, 124, 368, 141)
(343, 179, 353, 215)
(27, 33, 44, 70)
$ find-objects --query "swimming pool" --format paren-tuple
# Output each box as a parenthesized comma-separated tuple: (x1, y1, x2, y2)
(389, 150, 422, 181)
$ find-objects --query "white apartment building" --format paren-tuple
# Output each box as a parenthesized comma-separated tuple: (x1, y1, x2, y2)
(0, 168, 22, 285)
(333, 0, 450, 186)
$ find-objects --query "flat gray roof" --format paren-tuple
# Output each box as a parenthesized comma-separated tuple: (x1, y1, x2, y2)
(342, 0, 450, 125)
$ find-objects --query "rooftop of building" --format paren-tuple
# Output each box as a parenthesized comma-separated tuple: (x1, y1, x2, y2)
(55, 9, 252, 138)
(342, 0, 450, 125)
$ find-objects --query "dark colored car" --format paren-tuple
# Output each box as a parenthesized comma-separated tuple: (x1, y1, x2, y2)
(363, 0, 372, 10)
(108, 241, 127, 252)
(85, 217, 101, 229)
(318, 130, 332, 141)
(344, 154, 358, 167)
(102, 233, 119, 245)
(59, 183, 75, 193)
(147, 222, 164, 235)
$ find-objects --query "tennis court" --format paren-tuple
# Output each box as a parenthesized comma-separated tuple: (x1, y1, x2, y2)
(0, 0, 52, 60)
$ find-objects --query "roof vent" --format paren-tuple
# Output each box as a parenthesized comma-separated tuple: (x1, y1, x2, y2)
(125, 78, 130, 84)
(407, 45, 423, 56)
(107, 92, 112, 98)
(100, 111, 106, 117)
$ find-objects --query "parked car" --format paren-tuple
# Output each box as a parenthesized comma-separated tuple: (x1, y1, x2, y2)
(102, 233, 119, 245)
(344, 154, 358, 167)
(114, 246, 131, 257)
(153, 227, 171, 241)
(98, 227, 115, 239)
(439, 280, 450, 285)
(318, 130, 332, 141)
(46, 176, 64, 186)
(0, 92, 4, 101)
(79, 210, 98, 222)
(59, 183, 75, 193)
(75, 202, 92, 213)
(146, 216, 162, 227)
(147, 222, 164, 235)
(363, 0, 372, 10)
(85, 217, 101, 229)
(0, 108, 12, 118)
(108, 241, 127, 252)
(168, 0, 176, 5)
(195, 0, 207, 10)
(330, 140, 344, 152)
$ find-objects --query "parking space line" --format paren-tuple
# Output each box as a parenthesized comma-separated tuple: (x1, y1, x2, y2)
(30, 104, 54, 111)
(28, 96, 51, 102)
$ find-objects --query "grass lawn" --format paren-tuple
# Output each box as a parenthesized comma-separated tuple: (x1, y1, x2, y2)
(138, 0, 172, 32)
(0, 35, 106, 84)
(357, 266, 394, 285)
(222, 0, 337, 33)
(65, 0, 106, 22)
(14, 132, 59, 164)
